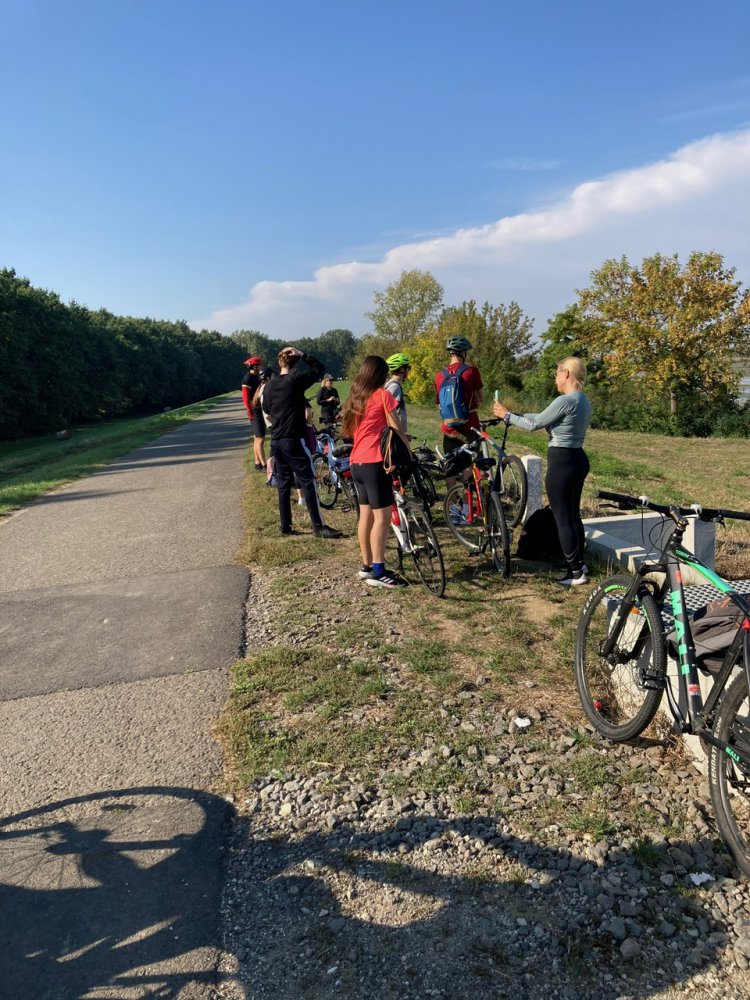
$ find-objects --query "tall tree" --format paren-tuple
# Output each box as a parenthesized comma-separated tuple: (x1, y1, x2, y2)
(365, 269, 444, 344)
(578, 252, 750, 416)
(523, 306, 590, 402)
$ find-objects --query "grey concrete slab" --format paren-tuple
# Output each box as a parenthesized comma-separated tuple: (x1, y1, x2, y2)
(0, 564, 249, 701)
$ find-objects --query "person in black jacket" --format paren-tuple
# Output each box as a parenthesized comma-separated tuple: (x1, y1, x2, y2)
(263, 348, 342, 538)
(316, 374, 340, 426)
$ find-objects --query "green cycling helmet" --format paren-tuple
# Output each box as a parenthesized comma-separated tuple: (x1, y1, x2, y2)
(386, 352, 412, 371)
(446, 336, 473, 353)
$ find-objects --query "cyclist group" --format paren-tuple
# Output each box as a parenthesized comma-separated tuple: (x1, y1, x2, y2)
(242, 336, 592, 588)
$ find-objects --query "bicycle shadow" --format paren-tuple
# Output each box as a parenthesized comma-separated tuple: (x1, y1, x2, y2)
(225, 809, 745, 1000)
(0, 785, 237, 1000)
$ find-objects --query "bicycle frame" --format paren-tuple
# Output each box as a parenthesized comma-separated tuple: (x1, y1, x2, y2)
(602, 520, 750, 766)
(316, 430, 353, 492)
(390, 481, 415, 554)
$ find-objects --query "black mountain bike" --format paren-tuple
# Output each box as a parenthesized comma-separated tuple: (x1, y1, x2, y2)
(574, 490, 750, 876)
(442, 419, 528, 577)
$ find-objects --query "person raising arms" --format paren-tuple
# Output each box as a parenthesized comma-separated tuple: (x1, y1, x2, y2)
(263, 347, 342, 539)
(493, 356, 591, 586)
(342, 356, 413, 588)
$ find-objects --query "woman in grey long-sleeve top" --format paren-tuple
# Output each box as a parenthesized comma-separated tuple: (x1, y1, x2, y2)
(493, 357, 591, 586)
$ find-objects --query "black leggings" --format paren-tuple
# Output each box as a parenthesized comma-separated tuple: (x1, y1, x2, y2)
(545, 447, 589, 573)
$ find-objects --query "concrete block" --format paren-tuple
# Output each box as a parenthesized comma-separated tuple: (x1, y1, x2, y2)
(584, 512, 715, 584)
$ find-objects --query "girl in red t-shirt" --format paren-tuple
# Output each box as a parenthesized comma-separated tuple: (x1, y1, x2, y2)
(342, 356, 413, 588)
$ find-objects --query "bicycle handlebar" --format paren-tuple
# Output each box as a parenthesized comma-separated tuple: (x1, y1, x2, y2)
(595, 490, 750, 523)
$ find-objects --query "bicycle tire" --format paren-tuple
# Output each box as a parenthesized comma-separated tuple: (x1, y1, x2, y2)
(575, 574, 666, 741)
(708, 673, 750, 878)
(500, 455, 527, 529)
(410, 467, 435, 522)
(443, 483, 486, 552)
(312, 454, 338, 509)
(341, 477, 360, 518)
(486, 491, 511, 577)
(403, 501, 446, 596)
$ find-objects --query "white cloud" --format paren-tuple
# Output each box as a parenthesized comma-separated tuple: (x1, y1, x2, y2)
(195, 128, 750, 340)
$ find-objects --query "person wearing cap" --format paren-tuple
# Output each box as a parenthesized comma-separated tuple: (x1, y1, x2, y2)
(242, 356, 266, 470)
(316, 374, 340, 426)
(385, 353, 412, 436)
(263, 347, 342, 539)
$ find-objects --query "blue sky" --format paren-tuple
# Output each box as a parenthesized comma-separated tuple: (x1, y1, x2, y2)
(2, 0, 750, 339)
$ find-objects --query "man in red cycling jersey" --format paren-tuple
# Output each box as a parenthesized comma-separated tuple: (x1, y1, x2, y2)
(434, 336, 484, 456)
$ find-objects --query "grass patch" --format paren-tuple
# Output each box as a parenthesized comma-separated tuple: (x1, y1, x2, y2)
(399, 638, 452, 676)
(0, 394, 232, 517)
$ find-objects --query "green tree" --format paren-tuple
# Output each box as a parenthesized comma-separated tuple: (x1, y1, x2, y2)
(578, 252, 750, 420)
(366, 269, 444, 344)
(523, 306, 589, 403)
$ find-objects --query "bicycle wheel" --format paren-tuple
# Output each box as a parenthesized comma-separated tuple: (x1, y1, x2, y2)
(415, 466, 438, 507)
(341, 477, 360, 518)
(312, 455, 338, 509)
(486, 491, 511, 577)
(410, 467, 435, 522)
(575, 574, 666, 741)
(443, 483, 486, 552)
(403, 501, 445, 596)
(500, 455, 527, 528)
(708, 673, 750, 878)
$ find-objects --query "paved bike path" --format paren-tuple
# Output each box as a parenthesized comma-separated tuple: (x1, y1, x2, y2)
(0, 398, 250, 999)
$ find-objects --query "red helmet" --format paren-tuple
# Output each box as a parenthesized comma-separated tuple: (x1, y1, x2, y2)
(243, 356, 263, 366)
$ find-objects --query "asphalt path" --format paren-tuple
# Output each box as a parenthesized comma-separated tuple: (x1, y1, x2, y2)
(0, 398, 250, 999)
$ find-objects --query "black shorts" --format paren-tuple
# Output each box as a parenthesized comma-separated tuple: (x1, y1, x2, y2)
(251, 413, 266, 438)
(351, 462, 393, 510)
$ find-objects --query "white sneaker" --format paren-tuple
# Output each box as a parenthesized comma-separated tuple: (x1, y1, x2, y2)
(366, 572, 407, 588)
(557, 573, 589, 587)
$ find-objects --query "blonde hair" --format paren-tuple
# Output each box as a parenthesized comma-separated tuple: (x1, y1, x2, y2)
(559, 356, 586, 387)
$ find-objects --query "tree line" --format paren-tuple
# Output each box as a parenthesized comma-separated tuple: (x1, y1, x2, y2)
(5, 248, 748, 441)
(0, 269, 358, 440)
(355, 255, 750, 438)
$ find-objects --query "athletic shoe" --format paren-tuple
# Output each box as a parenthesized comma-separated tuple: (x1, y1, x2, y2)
(254, 462, 264, 471)
(366, 572, 407, 588)
(280, 527, 300, 536)
(358, 566, 373, 580)
(557, 573, 589, 587)
(314, 525, 343, 539)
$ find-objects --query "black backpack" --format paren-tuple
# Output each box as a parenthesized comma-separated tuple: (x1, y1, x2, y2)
(380, 425, 414, 478)
(516, 506, 564, 562)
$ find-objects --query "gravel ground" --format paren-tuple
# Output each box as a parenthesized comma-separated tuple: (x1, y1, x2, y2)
(214, 551, 750, 1000)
